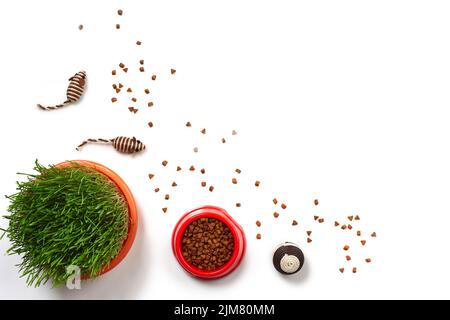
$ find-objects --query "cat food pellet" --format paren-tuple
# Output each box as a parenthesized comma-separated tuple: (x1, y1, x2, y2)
(292, 220, 298, 226)
(343, 245, 350, 251)
(172, 182, 177, 187)
(112, 70, 116, 75)
(222, 138, 226, 143)
(341, 225, 347, 230)
(232, 178, 237, 184)
(318, 218, 324, 223)
(348, 216, 354, 221)
(347, 224, 353, 230)
(335, 221, 340, 227)
(140, 60, 145, 65)
(361, 240, 366, 246)
(111, 97, 117, 103)
(209, 186, 214, 192)
(177, 166, 182, 171)
(201, 182, 206, 187)
(136, 41, 142, 45)
(115, 88, 120, 93)
(314, 216, 319, 221)
(306, 231, 312, 236)
(148, 174, 154, 179)
(189, 165, 195, 171)
(165, 194, 170, 200)
(193, 147, 198, 153)
(281, 204, 287, 210)
(371, 232, 377, 238)
(346, 255, 351, 261)
(232, 130, 237, 135)
(365, 258, 372, 263)
(139, 67, 145, 72)
(201, 128, 206, 134)
(78, 24, 83, 30)
(128, 107, 138, 113)
(112, 84, 117, 89)
(148, 122, 153, 128)
(352, 267, 357, 273)
(256, 220, 261, 227)
(162, 160, 168, 166)
(123, 68, 128, 73)
(154, 188, 160, 193)
(171, 69, 176, 74)
(118, 9, 123, 16)
(273, 198, 278, 205)
(256, 233, 261, 240)
(314, 199, 319, 206)
(119, 83, 124, 88)
(186, 122, 192, 127)
(162, 207, 167, 213)
(200, 168, 206, 174)
(357, 231, 361, 236)
(307, 238, 312, 243)
(119, 63, 125, 68)
(152, 75, 156, 80)
(273, 212, 279, 218)
(148, 102, 154, 107)
(355, 215, 360, 220)
(255, 181, 260, 187)
(339, 268, 345, 273)
(127, 88, 132, 92)
(116, 24, 120, 29)
(235, 168, 241, 174)
(236, 203, 241, 207)
(144, 88, 150, 94)
(131, 97, 137, 102)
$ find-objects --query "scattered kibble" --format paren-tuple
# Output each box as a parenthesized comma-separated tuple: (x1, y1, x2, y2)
(307, 238, 312, 243)
(232, 178, 237, 184)
(78, 24, 83, 30)
(176, 166, 182, 171)
(273, 212, 279, 218)
(112, 70, 116, 75)
(201, 128, 206, 134)
(352, 267, 357, 273)
(147, 122, 153, 128)
(357, 230, 361, 236)
(339, 268, 345, 273)
(111, 97, 117, 103)
(165, 194, 170, 200)
(193, 147, 199, 153)
(273, 198, 278, 205)
(123, 67, 128, 73)
(365, 258, 372, 263)
(112, 84, 117, 89)
(235, 168, 241, 174)
(154, 188, 160, 193)
(209, 186, 214, 192)
(200, 168, 206, 174)
(201, 182, 206, 187)
(371, 232, 377, 238)
(281, 203, 287, 210)
(306, 231, 312, 236)
(314, 199, 319, 206)
(171, 69, 176, 75)
(348, 216, 354, 221)
(256, 220, 261, 227)
(140, 60, 145, 65)
(222, 138, 226, 143)
(255, 181, 260, 187)
(347, 224, 353, 230)
(136, 41, 142, 45)
(236, 203, 241, 208)
(335, 221, 340, 227)
(318, 218, 324, 223)
(128, 107, 138, 113)
(314, 216, 319, 221)
(232, 130, 237, 135)
(144, 88, 150, 94)
(116, 24, 121, 29)
(186, 122, 192, 127)
(117, 9, 123, 16)
(341, 225, 347, 230)
(148, 102, 154, 107)
(343, 245, 350, 251)
(256, 233, 261, 240)
(131, 97, 137, 102)
(148, 173, 154, 179)
(119, 63, 125, 68)
(115, 88, 120, 93)
(162, 160, 168, 166)
(127, 88, 132, 92)
(119, 83, 124, 88)
(361, 240, 366, 246)
(346, 255, 351, 261)
(292, 220, 298, 226)
(189, 165, 195, 171)
(172, 182, 177, 187)
(162, 207, 167, 213)
(139, 67, 145, 72)
(152, 75, 156, 80)
(355, 215, 360, 220)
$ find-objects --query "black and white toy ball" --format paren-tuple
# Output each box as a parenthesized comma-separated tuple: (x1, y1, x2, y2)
(273, 242, 305, 275)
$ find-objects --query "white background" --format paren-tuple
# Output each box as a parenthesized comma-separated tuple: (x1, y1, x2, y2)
(0, 0, 449, 300)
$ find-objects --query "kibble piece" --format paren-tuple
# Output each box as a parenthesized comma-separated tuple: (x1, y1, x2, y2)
(131, 97, 137, 102)
(314, 216, 319, 221)
(111, 97, 117, 103)
(177, 166, 182, 171)
(335, 221, 340, 227)
(119, 63, 125, 68)
(365, 258, 372, 263)
(361, 240, 366, 246)
(273, 198, 278, 205)
(112, 70, 116, 75)
(222, 138, 226, 143)
(236, 203, 241, 208)
(256, 220, 261, 227)
(78, 24, 83, 30)
(347, 224, 353, 230)
(255, 180, 260, 187)
(118, 83, 124, 88)
(148, 122, 153, 128)
(127, 88, 132, 93)
(352, 267, 357, 273)
(292, 220, 298, 226)
(273, 212, 279, 218)
(314, 199, 319, 206)
(235, 168, 241, 174)
(148, 102, 154, 107)
(165, 194, 170, 200)
(115, 88, 121, 93)
(232, 130, 237, 135)
(306, 231, 312, 236)
(112, 84, 117, 89)
(128, 107, 138, 113)
(318, 218, 324, 223)
(209, 186, 214, 192)
(186, 121, 192, 127)
(139, 66, 145, 72)
(148, 174, 154, 179)
(152, 75, 157, 80)
(201, 182, 206, 187)
(193, 147, 199, 153)
(281, 203, 287, 210)
(162, 160, 168, 166)
(200, 168, 206, 174)
(123, 68, 128, 73)
(357, 230, 361, 236)
(348, 216, 354, 221)
(171, 68, 176, 74)
(172, 182, 177, 187)
(339, 268, 345, 273)
(116, 24, 121, 29)
(371, 232, 377, 238)
(346, 255, 351, 261)
(201, 128, 206, 134)
(136, 40, 142, 45)
(343, 245, 350, 251)
(117, 9, 123, 16)
(307, 238, 312, 243)
(189, 165, 195, 171)
(341, 225, 347, 230)
(232, 178, 237, 184)
(162, 207, 167, 213)
(154, 187, 160, 193)
(355, 215, 360, 220)
(256, 233, 261, 240)
(144, 88, 150, 94)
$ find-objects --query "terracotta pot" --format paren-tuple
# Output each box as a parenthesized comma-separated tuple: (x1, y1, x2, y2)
(55, 160, 138, 279)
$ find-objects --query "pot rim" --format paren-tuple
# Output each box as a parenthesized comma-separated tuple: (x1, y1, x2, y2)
(55, 160, 138, 279)
(172, 205, 246, 279)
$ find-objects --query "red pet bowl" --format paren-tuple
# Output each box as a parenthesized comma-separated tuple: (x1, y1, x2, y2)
(172, 206, 246, 279)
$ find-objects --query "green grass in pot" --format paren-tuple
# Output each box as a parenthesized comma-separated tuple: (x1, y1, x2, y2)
(0, 161, 129, 287)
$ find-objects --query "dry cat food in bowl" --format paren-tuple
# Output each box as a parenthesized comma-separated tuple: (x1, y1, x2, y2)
(172, 206, 246, 279)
